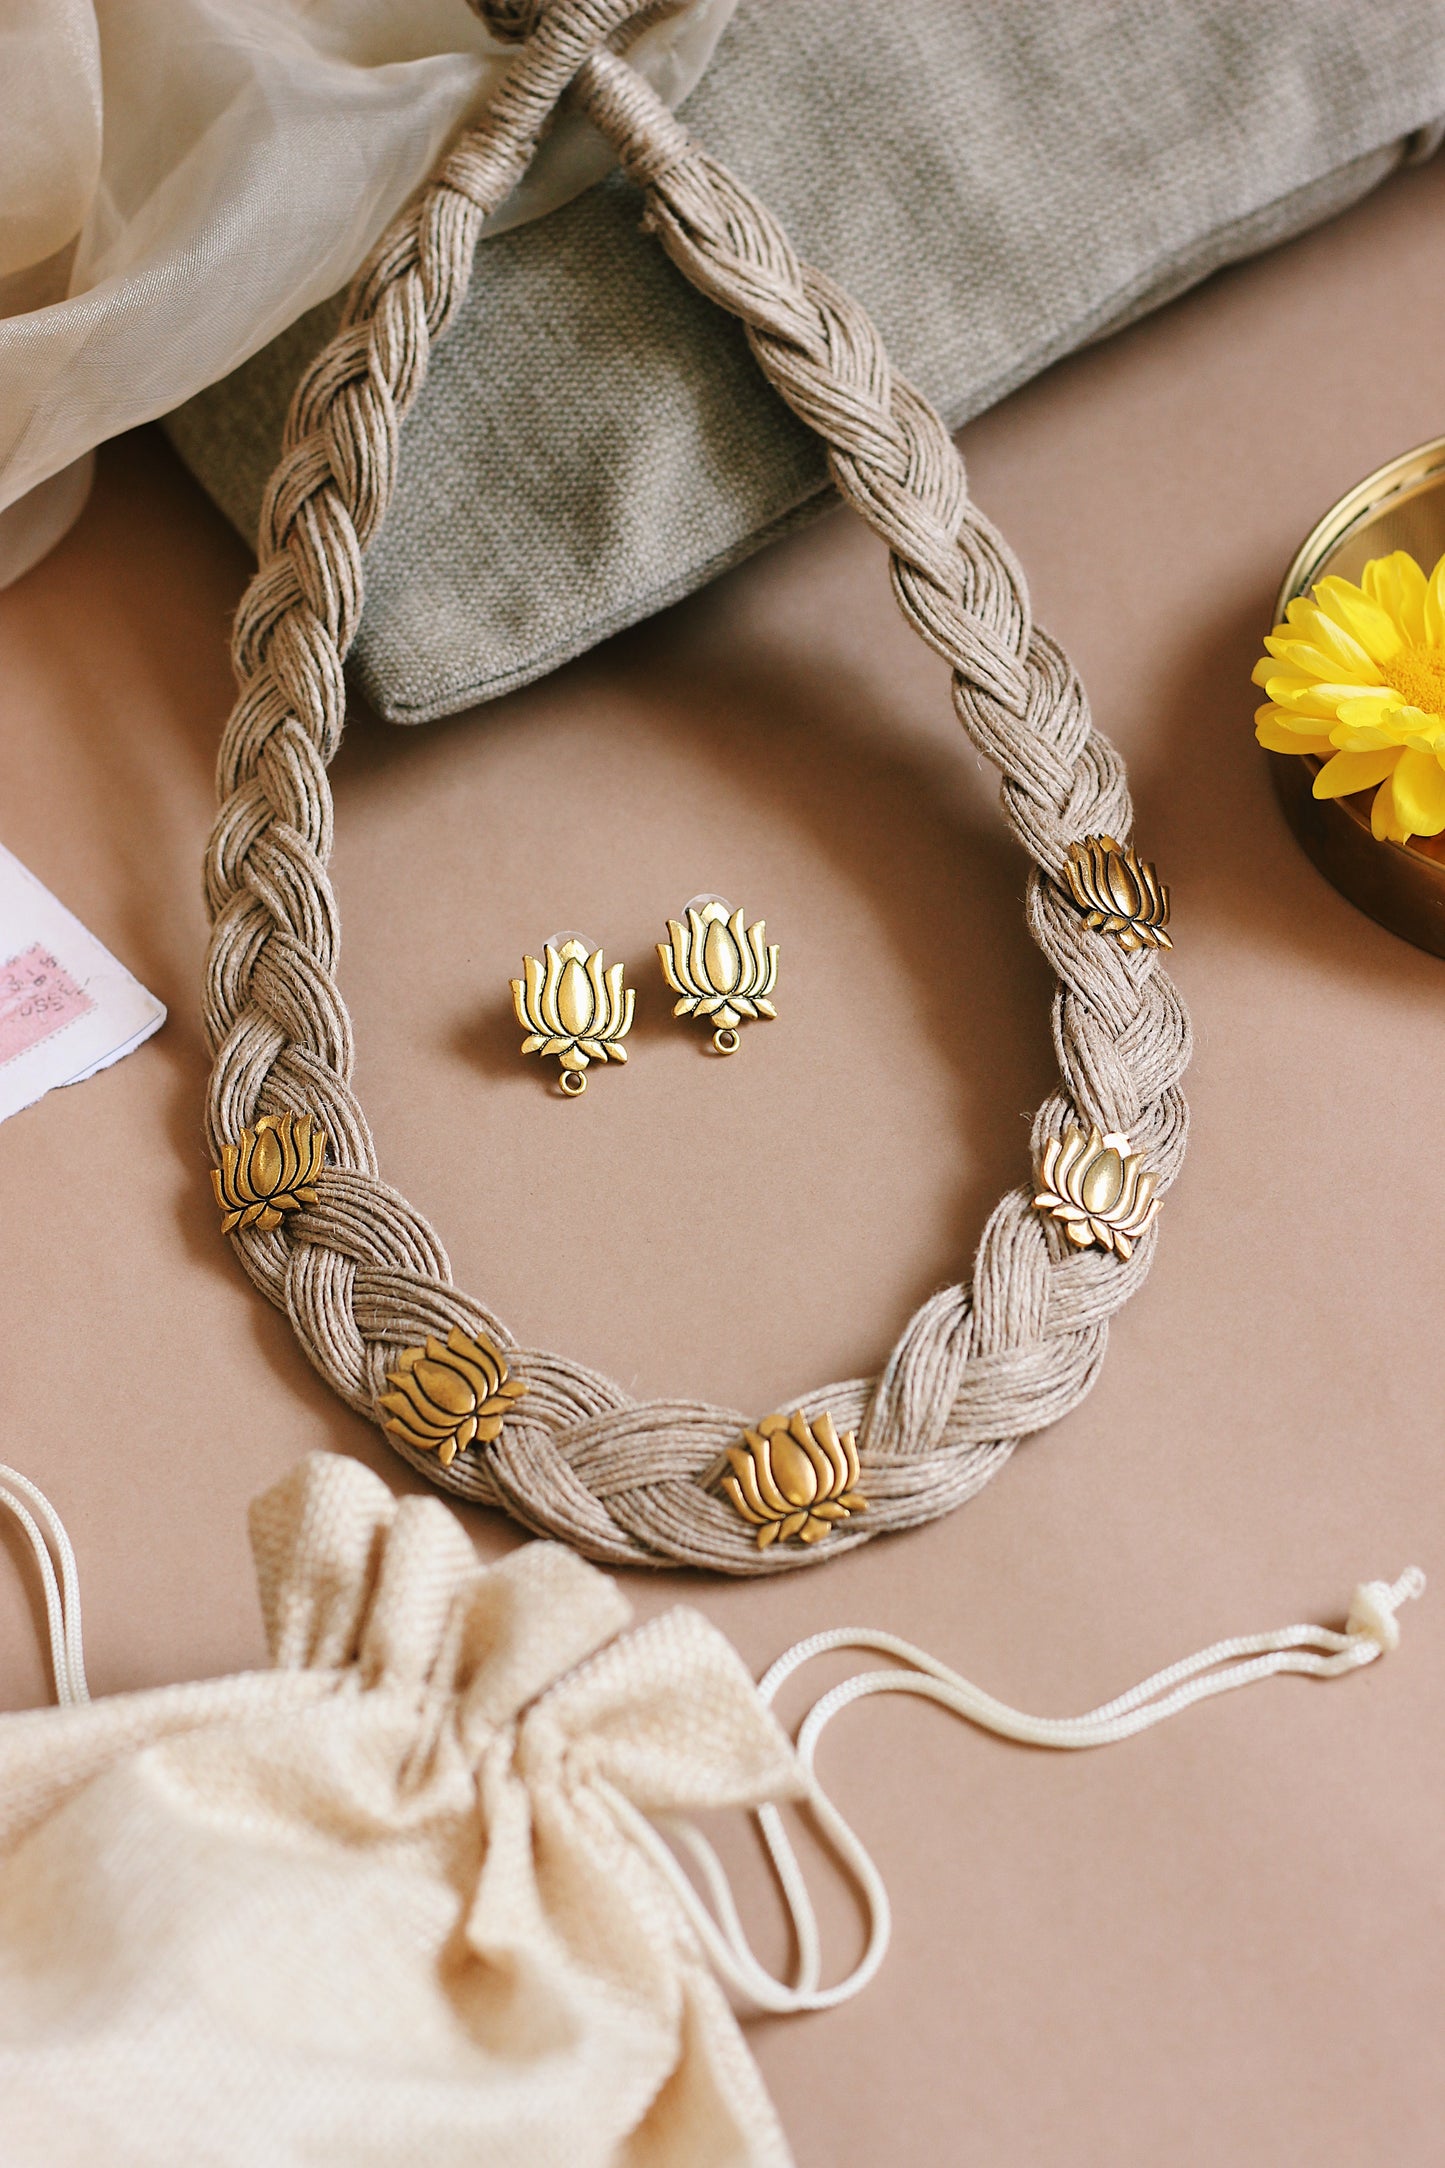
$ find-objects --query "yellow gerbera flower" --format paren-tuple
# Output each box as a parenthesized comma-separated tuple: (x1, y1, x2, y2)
(1253, 548, 1445, 842)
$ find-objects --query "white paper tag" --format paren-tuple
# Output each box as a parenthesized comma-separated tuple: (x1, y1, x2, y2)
(0, 842, 166, 1125)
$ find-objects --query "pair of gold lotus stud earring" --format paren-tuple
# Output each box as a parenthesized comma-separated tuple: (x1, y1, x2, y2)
(511, 896, 779, 1095)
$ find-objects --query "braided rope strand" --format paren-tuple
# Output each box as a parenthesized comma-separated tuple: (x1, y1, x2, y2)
(201, 4, 1189, 1572)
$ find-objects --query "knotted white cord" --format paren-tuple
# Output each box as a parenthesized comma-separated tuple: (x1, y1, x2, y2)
(0, 1469, 1422, 2020)
(622, 1568, 1426, 2015)
(0, 1463, 89, 1705)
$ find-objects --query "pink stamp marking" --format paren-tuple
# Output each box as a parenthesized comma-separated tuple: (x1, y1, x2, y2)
(0, 944, 96, 1067)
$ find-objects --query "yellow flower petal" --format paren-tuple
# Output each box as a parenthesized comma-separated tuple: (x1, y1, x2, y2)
(1334, 724, 1403, 750)
(1261, 652, 1363, 688)
(1398, 709, 1445, 754)
(1331, 695, 1411, 748)
(1263, 630, 1381, 684)
(1255, 707, 1333, 755)
(1312, 747, 1401, 799)
(1284, 604, 1383, 672)
(1264, 675, 1375, 720)
(1311, 576, 1405, 668)
(1363, 550, 1429, 645)
(1425, 551, 1445, 648)
(1385, 746, 1445, 838)
(1371, 779, 1400, 841)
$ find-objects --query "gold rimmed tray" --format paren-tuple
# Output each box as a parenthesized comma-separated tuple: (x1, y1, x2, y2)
(1268, 434, 1445, 958)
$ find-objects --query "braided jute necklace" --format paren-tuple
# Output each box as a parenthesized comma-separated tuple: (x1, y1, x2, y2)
(204, 0, 1191, 1574)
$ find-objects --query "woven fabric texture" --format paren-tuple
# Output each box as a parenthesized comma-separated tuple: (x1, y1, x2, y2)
(0, 1454, 798, 2166)
(167, 0, 1445, 724)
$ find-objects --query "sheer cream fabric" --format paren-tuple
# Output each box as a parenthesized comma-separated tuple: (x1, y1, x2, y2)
(0, 0, 734, 579)
(0, 1454, 795, 2165)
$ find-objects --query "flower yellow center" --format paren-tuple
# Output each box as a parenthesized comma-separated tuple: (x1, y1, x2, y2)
(1387, 645, 1445, 718)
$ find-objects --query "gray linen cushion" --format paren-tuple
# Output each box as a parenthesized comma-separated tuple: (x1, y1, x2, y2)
(165, 0, 1445, 725)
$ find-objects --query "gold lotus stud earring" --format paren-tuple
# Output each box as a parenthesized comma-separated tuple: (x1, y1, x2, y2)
(511, 932, 634, 1096)
(658, 895, 778, 1055)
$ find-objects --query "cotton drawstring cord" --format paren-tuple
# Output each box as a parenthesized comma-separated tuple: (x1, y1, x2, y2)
(620, 1568, 1426, 2015)
(0, 1472, 1422, 2018)
(0, 1464, 89, 1705)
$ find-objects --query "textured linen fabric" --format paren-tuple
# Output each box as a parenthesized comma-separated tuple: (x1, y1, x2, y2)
(164, 0, 1445, 726)
(0, 0, 734, 531)
(0, 1455, 798, 2166)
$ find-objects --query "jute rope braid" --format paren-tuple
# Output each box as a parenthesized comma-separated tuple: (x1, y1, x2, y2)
(203, 0, 1191, 1573)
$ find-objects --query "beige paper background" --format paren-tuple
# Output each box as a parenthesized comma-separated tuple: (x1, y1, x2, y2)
(1, 150, 1443, 2165)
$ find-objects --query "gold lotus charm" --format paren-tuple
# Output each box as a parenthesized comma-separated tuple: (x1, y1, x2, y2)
(1033, 1123, 1160, 1261)
(212, 1112, 326, 1234)
(717, 1409, 865, 1547)
(379, 1326, 528, 1467)
(658, 898, 778, 1055)
(1063, 835, 1172, 951)
(512, 938, 634, 1096)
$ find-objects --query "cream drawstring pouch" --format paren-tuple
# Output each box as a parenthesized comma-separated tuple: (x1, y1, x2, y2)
(0, 1451, 1421, 2164)
(0, 1454, 797, 2165)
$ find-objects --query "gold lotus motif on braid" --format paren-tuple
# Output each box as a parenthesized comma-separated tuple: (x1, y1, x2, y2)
(1063, 835, 1172, 951)
(212, 1113, 327, 1234)
(512, 940, 634, 1093)
(717, 1410, 865, 1547)
(1033, 1124, 1160, 1262)
(197, 18, 1196, 1575)
(658, 902, 777, 1053)
(379, 1327, 528, 1467)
